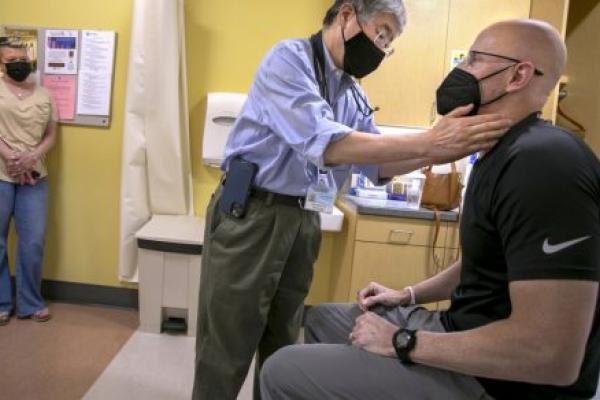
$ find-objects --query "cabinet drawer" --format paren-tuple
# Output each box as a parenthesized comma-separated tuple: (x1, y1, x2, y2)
(446, 221, 460, 249)
(444, 247, 460, 266)
(356, 216, 446, 247)
(349, 242, 446, 310)
(350, 242, 434, 296)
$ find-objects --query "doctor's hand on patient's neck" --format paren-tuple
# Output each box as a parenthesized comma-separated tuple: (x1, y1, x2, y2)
(323, 104, 511, 167)
(425, 104, 512, 165)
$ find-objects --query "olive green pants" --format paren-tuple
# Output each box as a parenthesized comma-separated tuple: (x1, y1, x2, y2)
(192, 186, 321, 400)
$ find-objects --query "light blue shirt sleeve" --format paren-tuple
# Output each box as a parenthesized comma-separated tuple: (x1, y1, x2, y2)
(254, 42, 353, 170)
(352, 94, 387, 186)
(222, 39, 386, 196)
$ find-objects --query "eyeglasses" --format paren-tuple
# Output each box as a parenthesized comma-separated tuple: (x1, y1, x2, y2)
(466, 50, 544, 76)
(355, 14, 395, 57)
(373, 29, 395, 57)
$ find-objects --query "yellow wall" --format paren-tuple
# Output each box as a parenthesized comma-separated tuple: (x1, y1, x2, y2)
(186, 0, 333, 304)
(0, 0, 134, 287)
(185, 1, 330, 211)
(0, 0, 336, 302)
(560, 0, 600, 156)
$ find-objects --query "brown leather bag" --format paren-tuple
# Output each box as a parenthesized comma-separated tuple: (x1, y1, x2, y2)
(423, 163, 463, 285)
(430, 208, 462, 284)
(420, 163, 463, 211)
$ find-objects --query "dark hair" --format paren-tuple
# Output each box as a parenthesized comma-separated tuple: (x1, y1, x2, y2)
(323, 0, 350, 26)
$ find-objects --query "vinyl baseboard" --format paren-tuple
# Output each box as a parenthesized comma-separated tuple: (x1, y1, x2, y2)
(9, 278, 315, 319)
(10, 277, 139, 309)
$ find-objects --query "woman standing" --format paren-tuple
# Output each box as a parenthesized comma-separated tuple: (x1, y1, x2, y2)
(0, 38, 58, 325)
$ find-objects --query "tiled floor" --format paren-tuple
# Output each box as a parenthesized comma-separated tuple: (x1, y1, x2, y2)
(0, 303, 138, 400)
(86, 328, 600, 400)
(5, 303, 597, 399)
(83, 330, 255, 400)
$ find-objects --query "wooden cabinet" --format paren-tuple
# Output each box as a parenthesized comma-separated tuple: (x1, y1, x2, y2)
(532, 0, 600, 157)
(444, 0, 532, 72)
(531, 0, 600, 157)
(361, 0, 596, 130)
(445, 218, 460, 252)
(362, 0, 533, 128)
(349, 242, 443, 308)
(328, 200, 458, 310)
(438, 222, 460, 310)
(355, 216, 445, 246)
(530, 0, 570, 123)
(349, 216, 446, 301)
(361, 0, 450, 128)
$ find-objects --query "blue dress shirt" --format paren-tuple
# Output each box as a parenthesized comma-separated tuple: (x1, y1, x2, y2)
(222, 36, 382, 197)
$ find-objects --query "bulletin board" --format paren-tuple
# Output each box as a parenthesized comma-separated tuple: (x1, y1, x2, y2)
(2, 25, 117, 128)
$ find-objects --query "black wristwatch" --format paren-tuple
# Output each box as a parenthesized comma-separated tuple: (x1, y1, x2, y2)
(392, 328, 417, 364)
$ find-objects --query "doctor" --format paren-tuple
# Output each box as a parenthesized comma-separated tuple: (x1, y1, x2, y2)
(193, 1, 511, 399)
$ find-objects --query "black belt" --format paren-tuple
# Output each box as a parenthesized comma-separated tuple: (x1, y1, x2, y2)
(251, 187, 305, 208)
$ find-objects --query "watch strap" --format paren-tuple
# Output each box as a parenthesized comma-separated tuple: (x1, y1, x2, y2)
(393, 328, 417, 364)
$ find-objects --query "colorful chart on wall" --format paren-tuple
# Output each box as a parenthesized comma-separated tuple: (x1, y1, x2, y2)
(1, 25, 116, 128)
(44, 30, 79, 75)
(450, 50, 468, 70)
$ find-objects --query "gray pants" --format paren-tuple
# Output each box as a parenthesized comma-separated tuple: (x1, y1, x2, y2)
(261, 303, 492, 399)
(192, 187, 321, 400)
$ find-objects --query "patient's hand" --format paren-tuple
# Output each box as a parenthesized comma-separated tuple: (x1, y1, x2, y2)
(350, 312, 398, 357)
(357, 282, 410, 311)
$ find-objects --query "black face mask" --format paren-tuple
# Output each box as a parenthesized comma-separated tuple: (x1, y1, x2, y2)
(342, 28, 385, 79)
(436, 65, 514, 116)
(4, 61, 32, 82)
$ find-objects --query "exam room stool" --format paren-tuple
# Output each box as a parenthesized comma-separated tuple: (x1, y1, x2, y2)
(136, 215, 204, 336)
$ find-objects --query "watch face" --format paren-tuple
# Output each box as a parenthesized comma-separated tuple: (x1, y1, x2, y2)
(394, 331, 411, 349)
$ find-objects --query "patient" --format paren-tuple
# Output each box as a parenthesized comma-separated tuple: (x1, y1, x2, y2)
(260, 19, 600, 400)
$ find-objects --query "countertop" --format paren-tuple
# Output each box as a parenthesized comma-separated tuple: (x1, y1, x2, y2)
(342, 195, 459, 222)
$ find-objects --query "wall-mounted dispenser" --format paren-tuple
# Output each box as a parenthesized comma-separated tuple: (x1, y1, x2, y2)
(202, 92, 247, 168)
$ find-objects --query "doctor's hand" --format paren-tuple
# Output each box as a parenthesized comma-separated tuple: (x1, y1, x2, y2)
(426, 104, 512, 164)
(357, 282, 410, 312)
(350, 311, 398, 357)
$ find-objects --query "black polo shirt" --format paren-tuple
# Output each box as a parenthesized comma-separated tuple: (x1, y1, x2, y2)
(441, 113, 600, 399)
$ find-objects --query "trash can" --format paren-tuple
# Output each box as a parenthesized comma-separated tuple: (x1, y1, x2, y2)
(136, 214, 204, 336)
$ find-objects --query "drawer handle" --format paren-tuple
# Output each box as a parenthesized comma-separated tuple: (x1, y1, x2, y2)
(388, 229, 414, 244)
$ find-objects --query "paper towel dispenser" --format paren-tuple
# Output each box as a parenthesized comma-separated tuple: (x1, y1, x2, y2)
(202, 92, 247, 168)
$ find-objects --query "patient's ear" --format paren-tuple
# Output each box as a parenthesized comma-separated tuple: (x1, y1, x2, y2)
(507, 62, 535, 92)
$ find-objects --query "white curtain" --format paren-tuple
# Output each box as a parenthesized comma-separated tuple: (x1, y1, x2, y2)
(118, 0, 192, 281)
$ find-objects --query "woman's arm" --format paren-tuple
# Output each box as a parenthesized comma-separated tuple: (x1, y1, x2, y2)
(13, 99, 59, 174)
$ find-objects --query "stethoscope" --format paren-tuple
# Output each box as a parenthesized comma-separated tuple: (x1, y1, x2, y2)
(310, 31, 378, 117)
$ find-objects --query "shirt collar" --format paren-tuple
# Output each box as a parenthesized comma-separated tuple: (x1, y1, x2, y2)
(497, 112, 541, 147)
(320, 36, 353, 100)
(478, 111, 541, 163)
(321, 36, 343, 79)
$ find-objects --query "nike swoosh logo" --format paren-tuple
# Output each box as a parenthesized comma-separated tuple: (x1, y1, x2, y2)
(542, 236, 591, 255)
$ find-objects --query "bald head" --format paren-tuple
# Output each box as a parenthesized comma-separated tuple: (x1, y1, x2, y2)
(474, 19, 567, 94)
